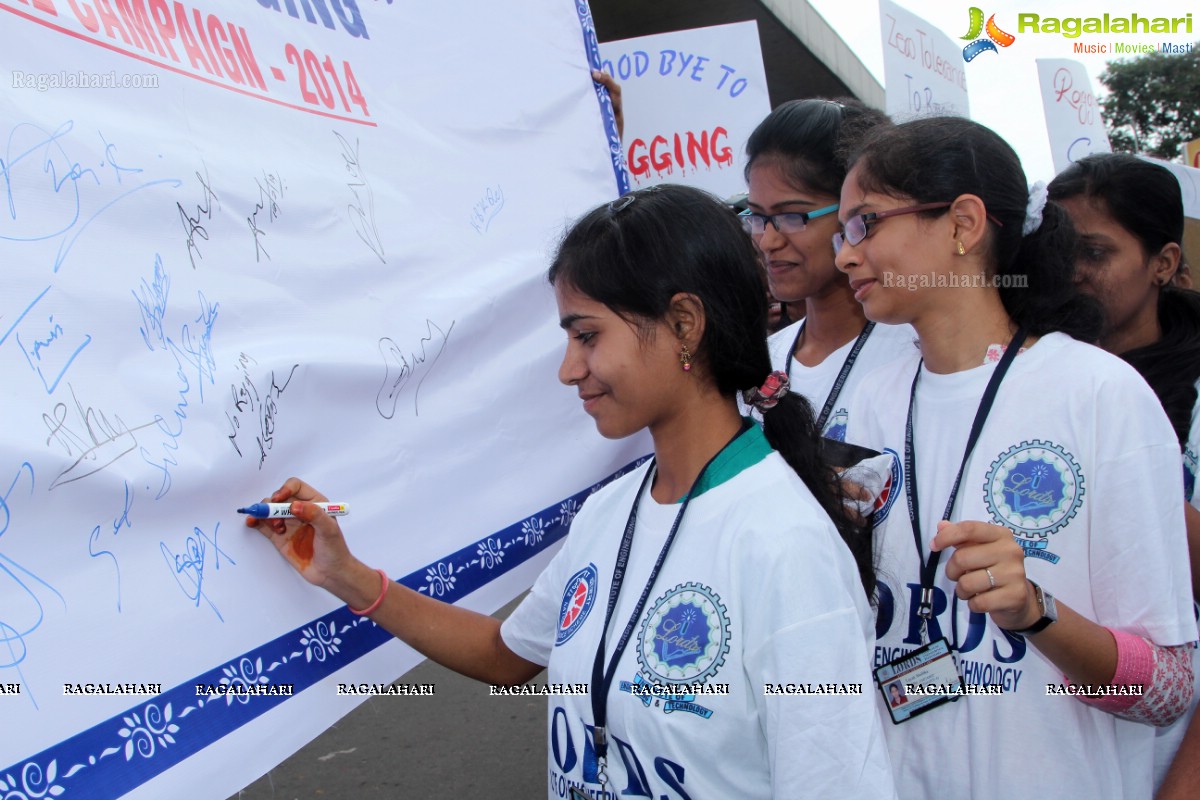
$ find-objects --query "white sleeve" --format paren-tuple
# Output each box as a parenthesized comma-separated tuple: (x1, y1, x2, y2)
(739, 522, 897, 800)
(1089, 382, 1197, 647)
(500, 544, 569, 667)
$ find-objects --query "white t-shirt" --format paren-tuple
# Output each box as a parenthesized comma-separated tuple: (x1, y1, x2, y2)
(1153, 377, 1200, 787)
(501, 446, 896, 800)
(767, 321, 916, 441)
(845, 332, 1196, 800)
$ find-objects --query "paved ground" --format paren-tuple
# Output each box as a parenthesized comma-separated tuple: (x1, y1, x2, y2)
(227, 596, 547, 799)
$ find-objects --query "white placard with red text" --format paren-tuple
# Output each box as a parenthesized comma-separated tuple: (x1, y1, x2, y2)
(1036, 58, 1112, 175)
(598, 20, 771, 200)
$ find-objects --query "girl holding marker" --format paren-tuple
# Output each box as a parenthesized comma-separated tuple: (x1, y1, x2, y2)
(741, 99, 915, 443)
(834, 117, 1195, 800)
(1047, 153, 1200, 798)
(249, 184, 896, 799)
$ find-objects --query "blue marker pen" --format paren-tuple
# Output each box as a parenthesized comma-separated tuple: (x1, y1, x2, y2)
(238, 502, 349, 518)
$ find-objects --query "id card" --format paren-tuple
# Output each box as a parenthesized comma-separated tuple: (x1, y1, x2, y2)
(874, 636, 965, 724)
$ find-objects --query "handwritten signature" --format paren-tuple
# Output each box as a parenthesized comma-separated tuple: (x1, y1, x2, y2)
(225, 353, 300, 468)
(0, 461, 64, 708)
(247, 170, 285, 262)
(377, 319, 455, 418)
(88, 481, 134, 612)
(469, 185, 505, 234)
(44, 383, 158, 490)
(178, 163, 219, 269)
(334, 131, 385, 262)
(160, 522, 235, 622)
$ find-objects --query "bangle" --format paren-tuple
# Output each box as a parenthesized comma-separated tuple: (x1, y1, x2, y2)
(348, 568, 390, 616)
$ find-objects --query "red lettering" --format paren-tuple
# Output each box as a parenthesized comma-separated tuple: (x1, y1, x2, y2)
(148, 0, 179, 61)
(192, 8, 224, 78)
(227, 24, 265, 90)
(627, 139, 650, 177)
(649, 135, 672, 173)
(627, 128, 734, 179)
(209, 16, 244, 84)
(93, 0, 133, 44)
(21, 0, 59, 16)
(712, 127, 732, 167)
(173, 1, 214, 74)
(115, 0, 164, 56)
(67, 0, 99, 31)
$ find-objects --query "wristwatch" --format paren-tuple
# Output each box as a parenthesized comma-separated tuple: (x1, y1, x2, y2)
(1006, 580, 1057, 636)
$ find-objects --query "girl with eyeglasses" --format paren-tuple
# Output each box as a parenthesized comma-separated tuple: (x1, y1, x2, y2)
(1047, 153, 1200, 799)
(248, 184, 896, 799)
(835, 116, 1195, 800)
(741, 99, 915, 444)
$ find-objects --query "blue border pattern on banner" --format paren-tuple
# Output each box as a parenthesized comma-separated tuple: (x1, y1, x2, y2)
(575, 0, 630, 195)
(1, 457, 648, 800)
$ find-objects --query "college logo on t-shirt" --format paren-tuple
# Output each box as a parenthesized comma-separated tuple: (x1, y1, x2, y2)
(824, 409, 849, 442)
(872, 448, 903, 524)
(984, 440, 1085, 564)
(555, 564, 598, 646)
(637, 582, 731, 685)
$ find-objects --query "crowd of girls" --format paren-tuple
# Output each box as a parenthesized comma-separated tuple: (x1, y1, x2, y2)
(248, 96, 1198, 799)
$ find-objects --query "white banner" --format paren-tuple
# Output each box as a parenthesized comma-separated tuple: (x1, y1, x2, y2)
(0, 1, 646, 797)
(1036, 58, 1112, 175)
(598, 20, 771, 200)
(878, 0, 970, 119)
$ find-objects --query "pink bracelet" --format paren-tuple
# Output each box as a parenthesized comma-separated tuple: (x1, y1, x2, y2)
(1067, 627, 1153, 713)
(348, 568, 390, 616)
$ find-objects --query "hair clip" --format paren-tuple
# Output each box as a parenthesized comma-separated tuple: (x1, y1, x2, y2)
(608, 194, 636, 214)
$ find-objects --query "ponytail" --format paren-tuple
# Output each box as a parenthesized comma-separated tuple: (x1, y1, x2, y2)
(1002, 201, 1104, 342)
(752, 383, 877, 601)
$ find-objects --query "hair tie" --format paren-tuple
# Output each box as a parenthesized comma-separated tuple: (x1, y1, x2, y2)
(1023, 181, 1048, 236)
(743, 371, 790, 412)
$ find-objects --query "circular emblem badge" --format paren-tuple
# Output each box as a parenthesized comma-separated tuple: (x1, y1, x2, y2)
(637, 582, 730, 685)
(872, 448, 903, 525)
(556, 564, 598, 646)
(984, 440, 1085, 537)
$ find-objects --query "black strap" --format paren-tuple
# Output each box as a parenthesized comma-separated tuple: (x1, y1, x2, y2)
(904, 327, 1028, 628)
(788, 321, 876, 430)
(588, 421, 748, 764)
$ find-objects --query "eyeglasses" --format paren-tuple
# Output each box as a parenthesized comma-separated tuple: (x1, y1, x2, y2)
(738, 203, 839, 237)
(832, 202, 952, 254)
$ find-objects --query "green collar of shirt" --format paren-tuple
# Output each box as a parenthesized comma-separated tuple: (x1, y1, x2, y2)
(675, 419, 771, 502)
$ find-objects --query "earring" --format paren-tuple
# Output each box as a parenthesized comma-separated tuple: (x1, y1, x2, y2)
(679, 344, 692, 372)
(957, 241, 967, 256)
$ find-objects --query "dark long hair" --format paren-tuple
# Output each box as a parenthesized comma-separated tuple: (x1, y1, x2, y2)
(849, 116, 1104, 342)
(1049, 154, 1200, 446)
(745, 97, 891, 197)
(548, 185, 875, 598)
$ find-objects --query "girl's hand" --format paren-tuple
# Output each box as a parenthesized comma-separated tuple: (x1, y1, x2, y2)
(933, 519, 1040, 631)
(244, 477, 361, 593)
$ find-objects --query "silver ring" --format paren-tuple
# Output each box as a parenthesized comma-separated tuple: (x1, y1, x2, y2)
(985, 568, 996, 590)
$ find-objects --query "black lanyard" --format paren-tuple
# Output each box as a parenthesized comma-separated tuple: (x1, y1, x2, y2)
(788, 321, 875, 430)
(904, 327, 1028, 632)
(588, 421, 747, 769)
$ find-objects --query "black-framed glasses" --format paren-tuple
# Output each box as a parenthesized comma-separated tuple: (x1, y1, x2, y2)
(738, 203, 839, 237)
(832, 202, 952, 254)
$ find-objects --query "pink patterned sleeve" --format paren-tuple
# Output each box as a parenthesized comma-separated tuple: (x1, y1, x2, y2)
(1067, 628, 1194, 726)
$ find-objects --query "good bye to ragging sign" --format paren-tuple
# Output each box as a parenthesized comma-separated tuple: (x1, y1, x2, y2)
(598, 21, 771, 200)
